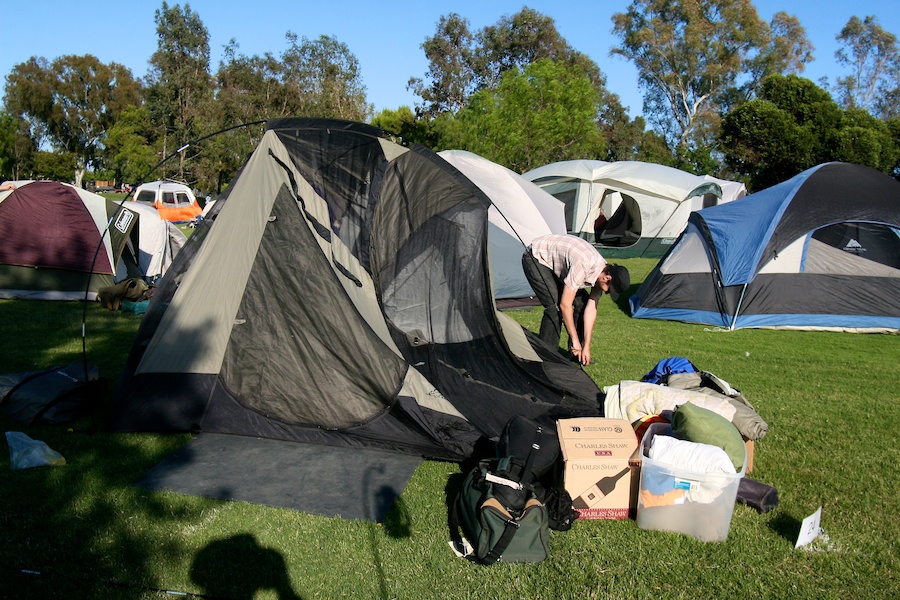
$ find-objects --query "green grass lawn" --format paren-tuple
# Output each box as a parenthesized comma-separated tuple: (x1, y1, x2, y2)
(1, 258, 898, 599)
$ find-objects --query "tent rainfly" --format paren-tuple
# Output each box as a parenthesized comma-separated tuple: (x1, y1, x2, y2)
(438, 149, 566, 302)
(0, 181, 141, 300)
(111, 118, 602, 461)
(629, 162, 900, 332)
(523, 160, 746, 258)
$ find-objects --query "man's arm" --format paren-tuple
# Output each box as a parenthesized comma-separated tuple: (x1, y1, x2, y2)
(577, 289, 602, 365)
(559, 285, 586, 362)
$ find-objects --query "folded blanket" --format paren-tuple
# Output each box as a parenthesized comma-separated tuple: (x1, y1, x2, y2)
(604, 380, 768, 441)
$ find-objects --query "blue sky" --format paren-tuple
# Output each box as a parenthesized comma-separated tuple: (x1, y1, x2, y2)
(2, 1, 898, 118)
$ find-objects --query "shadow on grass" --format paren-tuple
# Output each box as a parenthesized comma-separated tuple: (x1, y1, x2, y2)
(767, 511, 803, 544)
(191, 533, 302, 599)
(0, 299, 213, 598)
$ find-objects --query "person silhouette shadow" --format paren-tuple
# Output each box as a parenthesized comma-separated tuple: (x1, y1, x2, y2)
(190, 533, 302, 599)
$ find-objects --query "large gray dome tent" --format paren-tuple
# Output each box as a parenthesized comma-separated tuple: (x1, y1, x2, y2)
(111, 118, 601, 461)
(630, 162, 900, 332)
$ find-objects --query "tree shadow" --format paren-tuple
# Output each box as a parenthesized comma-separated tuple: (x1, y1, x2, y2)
(190, 533, 302, 600)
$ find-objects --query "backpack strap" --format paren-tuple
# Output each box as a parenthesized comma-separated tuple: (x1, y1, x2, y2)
(479, 500, 521, 566)
(519, 425, 543, 487)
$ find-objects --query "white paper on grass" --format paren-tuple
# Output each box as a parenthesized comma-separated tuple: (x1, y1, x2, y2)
(795, 506, 823, 548)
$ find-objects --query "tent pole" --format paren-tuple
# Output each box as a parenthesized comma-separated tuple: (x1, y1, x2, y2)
(730, 284, 748, 331)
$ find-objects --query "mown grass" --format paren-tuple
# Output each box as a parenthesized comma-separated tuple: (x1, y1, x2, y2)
(1, 258, 898, 599)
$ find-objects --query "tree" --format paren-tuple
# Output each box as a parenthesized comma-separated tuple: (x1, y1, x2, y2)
(740, 12, 815, 102)
(440, 60, 605, 173)
(4, 55, 141, 186)
(408, 13, 476, 117)
(105, 105, 158, 185)
(835, 108, 900, 172)
(281, 34, 371, 121)
(33, 150, 78, 182)
(0, 113, 36, 180)
(834, 16, 900, 117)
(719, 74, 898, 190)
(611, 0, 769, 149)
(146, 1, 213, 182)
(371, 106, 439, 148)
(472, 7, 604, 91)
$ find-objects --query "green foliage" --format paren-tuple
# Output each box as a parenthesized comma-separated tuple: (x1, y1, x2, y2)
(371, 106, 439, 148)
(33, 150, 78, 182)
(834, 16, 900, 117)
(720, 74, 900, 189)
(104, 106, 157, 184)
(3, 54, 141, 185)
(439, 60, 605, 172)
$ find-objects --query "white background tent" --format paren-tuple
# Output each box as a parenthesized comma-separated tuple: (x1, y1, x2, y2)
(439, 150, 566, 301)
(523, 160, 746, 258)
(123, 202, 187, 281)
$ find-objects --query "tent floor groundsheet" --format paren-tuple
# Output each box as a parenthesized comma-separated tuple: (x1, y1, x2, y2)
(136, 433, 423, 522)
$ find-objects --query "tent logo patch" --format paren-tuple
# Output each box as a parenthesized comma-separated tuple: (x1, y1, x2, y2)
(842, 239, 865, 254)
(114, 210, 135, 233)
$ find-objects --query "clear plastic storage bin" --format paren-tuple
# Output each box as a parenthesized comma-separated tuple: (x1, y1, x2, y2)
(636, 422, 745, 542)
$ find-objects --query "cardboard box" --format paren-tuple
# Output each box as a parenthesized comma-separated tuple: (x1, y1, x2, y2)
(557, 418, 640, 520)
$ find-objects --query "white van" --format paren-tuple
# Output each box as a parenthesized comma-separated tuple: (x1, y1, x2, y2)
(132, 180, 202, 223)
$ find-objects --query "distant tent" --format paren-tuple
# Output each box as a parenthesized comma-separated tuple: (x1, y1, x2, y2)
(522, 160, 746, 258)
(0, 181, 140, 300)
(630, 162, 900, 332)
(111, 119, 601, 461)
(438, 150, 566, 302)
(125, 202, 188, 282)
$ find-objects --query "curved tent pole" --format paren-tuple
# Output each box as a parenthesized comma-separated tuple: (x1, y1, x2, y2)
(79, 120, 267, 385)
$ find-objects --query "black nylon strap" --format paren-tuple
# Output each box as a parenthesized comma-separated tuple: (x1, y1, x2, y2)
(481, 517, 519, 565)
(520, 425, 542, 487)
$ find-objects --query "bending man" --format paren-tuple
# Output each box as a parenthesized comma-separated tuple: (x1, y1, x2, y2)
(522, 234, 630, 366)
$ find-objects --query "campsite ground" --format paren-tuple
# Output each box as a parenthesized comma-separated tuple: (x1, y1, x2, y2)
(1, 257, 898, 599)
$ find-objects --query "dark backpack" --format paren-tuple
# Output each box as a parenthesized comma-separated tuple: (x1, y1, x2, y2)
(498, 416, 578, 531)
(450, 455, 549, 565)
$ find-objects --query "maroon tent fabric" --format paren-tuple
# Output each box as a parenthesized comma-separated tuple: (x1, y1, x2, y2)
(0, 181, 114, 273)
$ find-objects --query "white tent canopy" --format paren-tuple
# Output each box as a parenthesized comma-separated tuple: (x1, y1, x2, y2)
(523, 160, 746, 258)
(439, 150, 566, 301)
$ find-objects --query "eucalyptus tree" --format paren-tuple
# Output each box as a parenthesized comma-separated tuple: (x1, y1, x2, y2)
(834, 15, 900, 118)
(611, 0, 812, 154)
(3, 54, 140, 186)
(145, 1, 213, 181)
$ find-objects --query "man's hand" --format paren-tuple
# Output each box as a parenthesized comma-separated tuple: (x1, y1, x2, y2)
(571, 347, 591, 366)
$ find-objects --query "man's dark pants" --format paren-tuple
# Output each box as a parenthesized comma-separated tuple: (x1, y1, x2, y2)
(521, 251, 588, 349)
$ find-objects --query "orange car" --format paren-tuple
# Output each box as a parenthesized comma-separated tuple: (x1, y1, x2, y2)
(132, 181, 202, 223)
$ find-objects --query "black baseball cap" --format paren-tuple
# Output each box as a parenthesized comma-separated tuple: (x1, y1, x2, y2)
(607, 264, 630, 301)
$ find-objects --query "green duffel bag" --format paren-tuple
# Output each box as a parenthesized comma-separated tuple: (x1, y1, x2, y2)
(451, 457, 549, 565)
